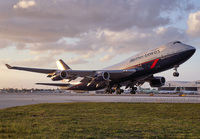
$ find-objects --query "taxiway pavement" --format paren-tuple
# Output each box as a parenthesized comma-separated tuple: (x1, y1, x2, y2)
(0, 93, 199, 109)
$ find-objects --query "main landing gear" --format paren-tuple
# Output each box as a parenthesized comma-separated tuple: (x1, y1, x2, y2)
(116, 85, 124, 95)
(105, 84, 137, 95)
(105, 86, 115, 94)
(173, 65, 179, 77)
(130, 86, 137, 94)
(105, 85, 124, 94)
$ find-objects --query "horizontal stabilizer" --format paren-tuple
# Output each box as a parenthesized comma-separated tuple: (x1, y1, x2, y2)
(36, 83, 70, 87)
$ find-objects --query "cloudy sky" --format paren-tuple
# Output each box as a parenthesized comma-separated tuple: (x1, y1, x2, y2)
(0, 0, 200, 89)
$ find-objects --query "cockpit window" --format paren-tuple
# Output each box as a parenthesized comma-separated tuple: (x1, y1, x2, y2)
(173, 41, 181, 44)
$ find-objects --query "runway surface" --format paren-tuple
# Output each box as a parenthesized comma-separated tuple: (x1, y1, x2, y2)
(0, 93, 199, 109)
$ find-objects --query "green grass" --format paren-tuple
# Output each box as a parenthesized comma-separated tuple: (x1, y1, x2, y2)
(0, 103, 200, 138)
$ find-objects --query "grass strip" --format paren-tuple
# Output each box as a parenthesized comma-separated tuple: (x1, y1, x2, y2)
(0, 103, 200, 138)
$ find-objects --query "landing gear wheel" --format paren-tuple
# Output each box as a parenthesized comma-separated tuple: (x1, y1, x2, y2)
(173, 65, 179, 77)
(116, 90, 120, 95)
(105, 87, 109, 94)
(110, 89, 115, 94)
(173, 72, 179, 77)
(130, 86, 137, 94)
(115, 84, 124, 95)
(130, 90, 136, 94)
(116, 88, 124, 95)
(134, 87, 137, 91)
(106, 89, 114, 94)
(105, 86, 114, 94)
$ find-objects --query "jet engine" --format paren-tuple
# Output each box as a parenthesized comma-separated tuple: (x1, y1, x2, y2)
(87, 71, 110, 87)
(94, 71, 110, 81)
(51, 71, 67, 81)
(149, 76, 165, 87)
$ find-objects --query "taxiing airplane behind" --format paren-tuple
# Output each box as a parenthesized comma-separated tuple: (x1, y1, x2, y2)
(6, 41, 196, 94)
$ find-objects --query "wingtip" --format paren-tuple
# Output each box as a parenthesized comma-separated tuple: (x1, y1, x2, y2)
(5, 64, 12, 69)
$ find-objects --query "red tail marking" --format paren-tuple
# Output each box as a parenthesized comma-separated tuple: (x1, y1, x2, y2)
(150, 59, 159, 69)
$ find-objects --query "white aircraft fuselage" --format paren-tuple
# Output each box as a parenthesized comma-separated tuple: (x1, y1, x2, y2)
(6, 41, 196, 94)
(60, 41, 196, 92)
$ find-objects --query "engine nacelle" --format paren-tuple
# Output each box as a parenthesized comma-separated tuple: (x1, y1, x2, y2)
(149, 76, 165, 87)
(51, 71, 68, 81)
(94, 71, 110, 82)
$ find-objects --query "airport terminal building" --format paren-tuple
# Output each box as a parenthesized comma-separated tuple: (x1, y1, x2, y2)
(159, 80, 200, 94)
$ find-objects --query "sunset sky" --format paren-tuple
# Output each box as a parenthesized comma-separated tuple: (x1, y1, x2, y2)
(0, 0, 200, 89)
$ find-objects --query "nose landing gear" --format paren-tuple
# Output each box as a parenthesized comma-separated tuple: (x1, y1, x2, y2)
(173, 72, 179, 77)
(173, 65, 179, 77)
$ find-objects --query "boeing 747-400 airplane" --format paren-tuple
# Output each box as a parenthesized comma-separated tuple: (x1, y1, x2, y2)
(6, 41, 196, 94)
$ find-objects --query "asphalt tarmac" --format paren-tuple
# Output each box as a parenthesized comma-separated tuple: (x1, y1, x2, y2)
(0, 93, 199, 109)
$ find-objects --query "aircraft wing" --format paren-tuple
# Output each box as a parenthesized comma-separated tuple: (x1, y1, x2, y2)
(5, 64, 139, 83)
(5, 64, 56, 74)
(5, 64, 97, 77)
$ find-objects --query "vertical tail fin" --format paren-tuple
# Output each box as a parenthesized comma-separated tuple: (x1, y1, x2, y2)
(56, 59, 71, 70)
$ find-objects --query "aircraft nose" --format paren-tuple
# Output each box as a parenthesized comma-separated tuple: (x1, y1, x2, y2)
(187, 45, 196, 55)
(182, 44, 196, 60)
